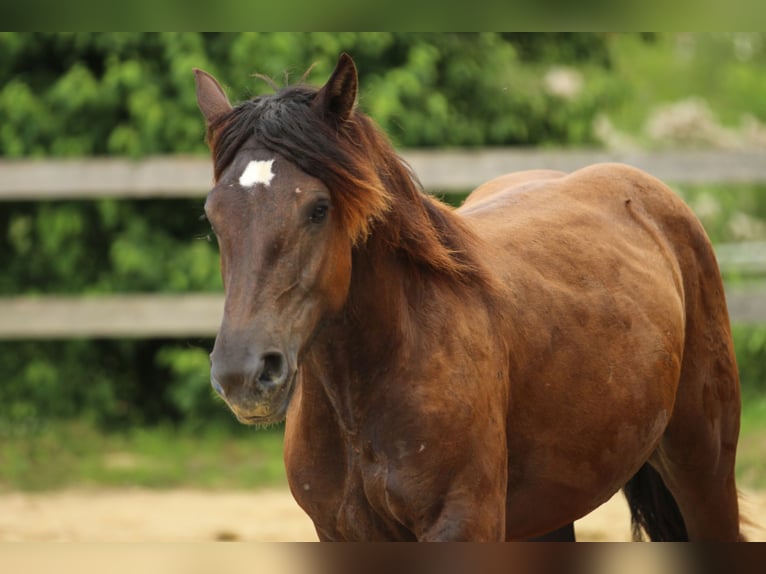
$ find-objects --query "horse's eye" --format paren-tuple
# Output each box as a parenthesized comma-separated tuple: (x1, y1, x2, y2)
(310, 200, 330, 224)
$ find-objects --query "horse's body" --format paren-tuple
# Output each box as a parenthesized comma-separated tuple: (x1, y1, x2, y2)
(195, 54, 744, 541)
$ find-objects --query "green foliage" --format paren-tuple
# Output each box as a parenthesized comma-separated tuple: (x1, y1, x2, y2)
(674, 184, 766, 245)
(0, 33, 211, 157)
(356, 34, 625, 148)
(157, 346, 237, 430)
(1, 33, 765, 434)
(605, 33, 766, 137)
(0, 32, 624, 156)
(1, 199, 220, 294)
(0, 338, 241, 431)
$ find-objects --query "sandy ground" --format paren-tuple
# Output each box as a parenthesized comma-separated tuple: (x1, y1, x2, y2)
(0, 487, 764, 542)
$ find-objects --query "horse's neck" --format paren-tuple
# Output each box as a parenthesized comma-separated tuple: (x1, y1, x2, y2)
(327, 243, 412, 351)
(303, 187, 501, 429)
(302, 242, 427, 429)
(305, 231, 496, 432)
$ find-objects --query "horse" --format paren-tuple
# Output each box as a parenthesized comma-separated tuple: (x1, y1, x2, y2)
(194, 53, 745, 541)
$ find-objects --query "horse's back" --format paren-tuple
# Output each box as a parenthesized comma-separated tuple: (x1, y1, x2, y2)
(461, 162, 713, 294)
(461, 169, 567, 208)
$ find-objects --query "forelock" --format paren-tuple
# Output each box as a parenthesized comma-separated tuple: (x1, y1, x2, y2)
(207, 85, 391, 243)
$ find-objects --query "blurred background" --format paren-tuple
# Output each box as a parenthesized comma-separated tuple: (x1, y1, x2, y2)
(0, 32, 765, 541)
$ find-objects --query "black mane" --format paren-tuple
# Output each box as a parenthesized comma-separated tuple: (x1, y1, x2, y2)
(209, 84, 384, 201)
(206, 83, 492, 287)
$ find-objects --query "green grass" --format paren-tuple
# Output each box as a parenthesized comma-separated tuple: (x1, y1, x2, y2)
(0, 421, 286, 492)
(2, 394, 765, 492)
(737, 392, 766, 489)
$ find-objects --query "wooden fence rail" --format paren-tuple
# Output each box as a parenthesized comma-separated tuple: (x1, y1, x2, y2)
(0, 286, 764, 339)
(3, 148, 766, 200)
(1, 150, 764, 338)
(0, 294, 223, 339)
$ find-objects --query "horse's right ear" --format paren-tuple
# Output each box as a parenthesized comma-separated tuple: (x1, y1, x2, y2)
(194, 68, 232, 125)
(312, 53, 358, 124)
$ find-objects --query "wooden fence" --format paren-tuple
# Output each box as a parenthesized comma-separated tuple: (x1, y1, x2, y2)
(3, 149, 766, 200)
(1, 148, 765, 338)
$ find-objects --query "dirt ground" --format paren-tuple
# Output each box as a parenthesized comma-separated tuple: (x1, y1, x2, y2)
(0, 487, 764, 542)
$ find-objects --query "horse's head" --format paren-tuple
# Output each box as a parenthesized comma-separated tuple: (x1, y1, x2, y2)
(195, 54, 389, 425)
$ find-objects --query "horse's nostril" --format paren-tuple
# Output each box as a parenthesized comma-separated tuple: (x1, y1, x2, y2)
(259, 352, 287, 385)
(211, 350, 289, 396)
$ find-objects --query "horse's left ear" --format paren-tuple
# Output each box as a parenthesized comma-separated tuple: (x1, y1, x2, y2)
(194, 68, 232, 126)
(313, 53, 358, 123)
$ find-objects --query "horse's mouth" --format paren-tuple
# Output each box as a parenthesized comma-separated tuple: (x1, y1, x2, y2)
(232, 370, 298, 426)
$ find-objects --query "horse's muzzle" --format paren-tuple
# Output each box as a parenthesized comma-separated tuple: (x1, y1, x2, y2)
(210, 349, 297, 425)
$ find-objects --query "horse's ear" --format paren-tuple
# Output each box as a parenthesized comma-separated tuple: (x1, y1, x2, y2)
(313, 53, 358, 123)
(194, 68, 232, 125)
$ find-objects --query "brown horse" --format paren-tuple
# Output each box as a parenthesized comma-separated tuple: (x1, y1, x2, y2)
(194, 53, 744, 541)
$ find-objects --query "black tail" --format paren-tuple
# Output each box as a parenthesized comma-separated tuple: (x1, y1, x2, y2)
(622, 463, 688, 541)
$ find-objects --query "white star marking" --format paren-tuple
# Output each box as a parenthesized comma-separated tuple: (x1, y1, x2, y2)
(239, 159, 275, 188)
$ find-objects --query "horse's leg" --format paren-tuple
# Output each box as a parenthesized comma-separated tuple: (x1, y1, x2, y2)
(649, 303, 743, 541)
(652, 369, 742, 539)
(525, 523, 576, 541)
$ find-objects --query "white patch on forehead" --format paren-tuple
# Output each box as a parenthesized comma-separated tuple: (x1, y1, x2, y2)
(238, 159, 275, 188)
